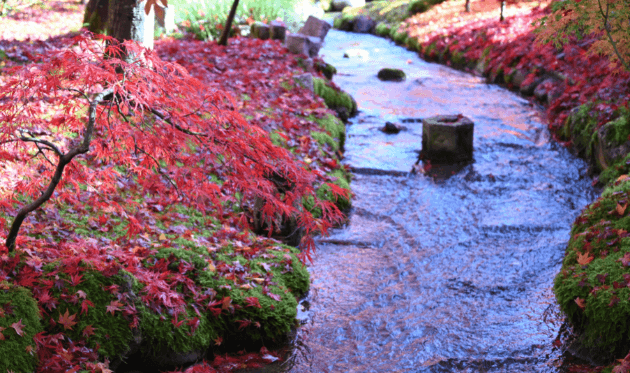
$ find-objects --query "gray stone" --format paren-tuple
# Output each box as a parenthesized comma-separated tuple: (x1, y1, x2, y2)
(270, 20, 287, 41)
(422, 114, 474, 163)
(299, 15, 332, 41)
(286, 33, 310, 56)
(331, 0, 365, 11)
(383, 121, 402, 134)
(156, 5, 175, 33)
(353, 15, 375, 33)
(306, 36, 322, 57)
(294, 73, 314, 92)
(251, 22, 270, 40)
(533, 78, 555, 103)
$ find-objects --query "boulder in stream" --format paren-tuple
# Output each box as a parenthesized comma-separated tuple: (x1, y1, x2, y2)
(382, 121, 402, 134)
(377, 68, 406, 82)
(421, 114, 474, 163)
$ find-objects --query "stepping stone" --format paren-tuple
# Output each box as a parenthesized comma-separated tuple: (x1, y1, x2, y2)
(270, 20, 286, 41)
(299, 15, 332, 41)
(422, 114, 474, 163)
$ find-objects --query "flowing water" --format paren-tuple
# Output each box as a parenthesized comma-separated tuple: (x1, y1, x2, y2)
(283, 30, 599, 372)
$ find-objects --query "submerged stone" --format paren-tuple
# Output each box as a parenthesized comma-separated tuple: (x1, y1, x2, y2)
(421, 114, 474, 163)
(377, 68, 406, 82)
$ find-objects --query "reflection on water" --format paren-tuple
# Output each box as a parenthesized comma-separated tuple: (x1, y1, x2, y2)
(282, 30, 597, 372)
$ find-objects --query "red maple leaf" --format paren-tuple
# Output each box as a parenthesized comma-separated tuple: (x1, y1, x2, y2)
(82, 325, 96, 338)
(58, 309, 77, 331)
(245, 296, 262, 309)
(11, 319, 25, 336)
(106, 300, 123, 315)
(81, 299, 95, 316)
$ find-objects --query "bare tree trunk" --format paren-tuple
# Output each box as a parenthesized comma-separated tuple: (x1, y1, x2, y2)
(500, 0, 505, 21)
(218, 0, 239, 46)
(465, 0, 471, 13)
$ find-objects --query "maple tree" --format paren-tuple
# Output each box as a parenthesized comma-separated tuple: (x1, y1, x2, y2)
(0, 31, 344, 253)
(536, 0, 630, 72)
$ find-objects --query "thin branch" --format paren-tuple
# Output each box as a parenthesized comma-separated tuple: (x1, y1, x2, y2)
(597, 0, 630, 72)
(18, 136, 63, 157)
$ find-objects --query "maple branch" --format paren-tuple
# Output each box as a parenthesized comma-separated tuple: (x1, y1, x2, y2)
(597, 0, 630, 72)
(135, 146, 183, 197)
(5, 87, 114, 252)
(18, 136, 63, 157)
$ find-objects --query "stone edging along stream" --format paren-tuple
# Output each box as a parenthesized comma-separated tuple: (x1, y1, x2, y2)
(330, 12, 630, 367)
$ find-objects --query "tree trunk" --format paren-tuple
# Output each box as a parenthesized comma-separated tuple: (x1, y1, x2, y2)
(500, 0, 505, 21)
(83, 0, 109, 33)
(465, 0, 471, 13)
(107, 0, 153, 46)
(218, 0, 240, 46)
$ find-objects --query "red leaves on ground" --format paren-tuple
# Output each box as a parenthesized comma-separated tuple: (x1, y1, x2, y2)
(57, 309, 77, 331)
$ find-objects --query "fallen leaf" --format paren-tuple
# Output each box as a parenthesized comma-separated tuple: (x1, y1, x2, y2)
(158, 233, 167, 241)
(617, 202, 627, 216)
(575, 297, 586, 310)
(577, 252, 594, 265)
(58, 310, 77, 331)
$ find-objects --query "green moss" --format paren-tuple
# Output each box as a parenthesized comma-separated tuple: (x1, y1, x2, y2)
(555, 179, 630, 354)
(564, 103, 598, 158)
(604, 107, 630, 145)
(42, 263, 141, 359)
(313, 113, 346, 150)
(407, 36, 421, 51)
(599, 153, 630, 186)
(375, 22, 392, 37)
(0, 281, 42, 373)
(315, 61, 337, 80)
(311, 131, 338, 151)
(408, 0, 445, 15)
(313, 78, 357, 117)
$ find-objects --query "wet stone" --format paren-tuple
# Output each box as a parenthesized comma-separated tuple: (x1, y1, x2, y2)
(382, 121, 402, 134)
(353, 15, 376, 34)
(377, 68, 406, 82)
(421, 114, 474, 163)
(250, 22, 270, 40)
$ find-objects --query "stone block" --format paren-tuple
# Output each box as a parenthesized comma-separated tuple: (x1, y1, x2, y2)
(422, 114, 474, 163)
(286, 33, 309, 56)
(286, 33, 321, 57)
(306, 36, 322, 57)
(299, 15, 332, 41)
(251, 22, 270, 40)
(270, 20, 286, 41)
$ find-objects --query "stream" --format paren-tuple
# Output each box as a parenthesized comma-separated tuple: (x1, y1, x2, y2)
(285, 30, 598, 372)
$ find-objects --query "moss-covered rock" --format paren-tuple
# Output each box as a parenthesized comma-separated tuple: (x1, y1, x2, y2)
(313, 77, 358, 122)
(0, 281, 42, 373)
(377, 68, 406, 82)
(42, 261, 142, 360)
(555, 178, 630, 359)
(315, 61, 337, 80)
